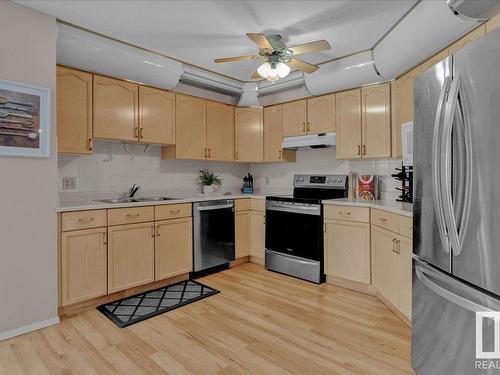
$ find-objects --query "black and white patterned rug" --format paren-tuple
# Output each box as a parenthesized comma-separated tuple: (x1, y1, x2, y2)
(98, 280, 219, 328)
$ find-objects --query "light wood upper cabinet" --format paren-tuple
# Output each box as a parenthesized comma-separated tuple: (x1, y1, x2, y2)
(391, 66, 420, 158)
(361, 83, 391, 158)
(336, 89, 362, 159)
(235, 210, 251, 259)
(486, 13, 500, 33)
(206, 101, 234, 162)
(174, 94, 207, 160)
(325, 220, 370, 284)
(449, 25, 486, 54)
(263, 105, 296, 163)
(138, 86, 175, 145)
(282, 99, 307, 136)
(60, 227, 107, 306)
(307, 94, 336, 134)
(371, 225, 402, 309)
(107, 222, 155, 293)
(155, 217, 192, 281)
(57, 66, 93, 154)
(235, 107, 263, 162)
(93, 74, 138, 142)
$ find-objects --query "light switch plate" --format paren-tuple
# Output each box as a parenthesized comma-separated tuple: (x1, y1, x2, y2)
(62, 177, 77, 190)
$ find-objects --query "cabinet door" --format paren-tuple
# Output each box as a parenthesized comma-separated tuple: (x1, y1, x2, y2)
(361, 84, 391, 158)
(235, 211, 250, 258)
(206, 101, 234, 161)
(336, 89, 361, 159)
(400, 235, 412, 320)
(324, 220, 370, 284)
(235, 107, 263, 162)
(155, 217, 192, 281)
(57, 66, 93, 154)
(93, 75, 138, 141)
(249, 211, 265, 260)
(448, 25, 485, 54)
(371, 225, 402, 308)
(391, 66, 420, 157)
(108, 222, 155, 293)
(263, 105, 283, 162)
(60, 227, 107, 306)
(139, 86, 175, 145)
(282, 99, 307, 136)
(307, 94, 335, 134)
(175, 94, 207, 160)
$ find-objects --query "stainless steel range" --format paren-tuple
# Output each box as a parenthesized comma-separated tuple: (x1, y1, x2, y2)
(265, 174, 348, 283)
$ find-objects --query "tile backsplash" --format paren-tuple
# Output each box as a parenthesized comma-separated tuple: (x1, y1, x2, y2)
(58, 141, 402, 201)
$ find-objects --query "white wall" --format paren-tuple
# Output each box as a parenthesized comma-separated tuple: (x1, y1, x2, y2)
(0, 2, 58, 338)
(250, 147, 402, 200)
(58, 141, 249, 199)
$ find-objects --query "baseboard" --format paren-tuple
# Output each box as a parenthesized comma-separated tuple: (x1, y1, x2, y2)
(374, 289, 411, 327)
(326, 276, 375, 296)
(249, 256, 264, 265)
(0, 317, 60, 342)
(230, 256, 249, 267)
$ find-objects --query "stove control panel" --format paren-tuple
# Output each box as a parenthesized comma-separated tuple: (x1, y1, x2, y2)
(293, 174, 348, 189)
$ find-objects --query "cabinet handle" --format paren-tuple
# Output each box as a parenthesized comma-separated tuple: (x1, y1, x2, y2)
(392, 239, 401, 254)
(151, 225, 155, 238)
(208, 148, 211, 158)
(340, 211, 351, 216)
(134, 127, 139, 138)
(78, 217, 94, 223)
(88, 138, 93, 151)
(205, 148, 208, 158)
(306, 122, 311, 131)
(156, 225, 160, 237)
(357, 145, 361, 155)
(139, 127, 144, 139)
(303, 122, 306, 132)
(169, 209, 181, 215)
(103, 232, 107, 245)
(278, 149, 282, 159)
(378, 217, 388, 223)
(362, 145, 366, 156)
(126, 213, 140, 219)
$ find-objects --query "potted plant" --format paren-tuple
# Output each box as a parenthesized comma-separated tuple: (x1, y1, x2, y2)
(196, 169, 223, 194)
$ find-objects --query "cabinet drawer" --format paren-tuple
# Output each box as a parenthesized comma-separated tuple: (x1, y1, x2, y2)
(398, 215, 413, 238)
(155, 203, 192, 220)
(324, 205, 370, 223)
(250, 198, 265, 212)
(61, 210, 107, 231)
(372, 209, 399, 233)
(108, 206, 154, 226)
(235, 199, 251, 212)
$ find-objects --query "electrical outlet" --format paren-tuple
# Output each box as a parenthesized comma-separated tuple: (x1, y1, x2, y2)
(62, 177, 77, 190)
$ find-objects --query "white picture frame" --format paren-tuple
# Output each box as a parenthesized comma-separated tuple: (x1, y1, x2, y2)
(0, 79, 51, 158)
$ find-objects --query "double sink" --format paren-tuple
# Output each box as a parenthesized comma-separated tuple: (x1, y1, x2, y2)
(97, 196, 180, 204)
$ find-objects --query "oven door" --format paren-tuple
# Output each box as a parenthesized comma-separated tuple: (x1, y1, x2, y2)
(265, 201, 323, 261)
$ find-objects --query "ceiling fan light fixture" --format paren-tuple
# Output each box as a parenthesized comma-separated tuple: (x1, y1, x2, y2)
(257, 61, 291, 81)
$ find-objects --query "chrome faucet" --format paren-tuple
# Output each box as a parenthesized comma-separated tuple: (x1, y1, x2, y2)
(128, 184, 140, 198)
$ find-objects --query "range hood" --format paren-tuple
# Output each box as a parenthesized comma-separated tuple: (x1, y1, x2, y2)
(282, 132, 336, 149)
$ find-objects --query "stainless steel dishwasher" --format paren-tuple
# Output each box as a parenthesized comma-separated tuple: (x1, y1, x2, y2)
(192, 199, 235, 273)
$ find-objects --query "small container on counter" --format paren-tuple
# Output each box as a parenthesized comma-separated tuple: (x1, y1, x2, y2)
(242, 173, 254, 194)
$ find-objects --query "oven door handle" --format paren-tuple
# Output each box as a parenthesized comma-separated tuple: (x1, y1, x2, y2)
(266, 204, 321, 216)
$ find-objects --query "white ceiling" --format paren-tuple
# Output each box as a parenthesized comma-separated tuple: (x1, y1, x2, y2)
(17, 0, 418, 81)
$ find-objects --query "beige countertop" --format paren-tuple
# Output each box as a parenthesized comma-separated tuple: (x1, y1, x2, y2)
(323, 198, 413, 217)
(56, 193, 266, 213)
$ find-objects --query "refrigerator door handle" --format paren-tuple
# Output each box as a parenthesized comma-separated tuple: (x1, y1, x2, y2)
(415, 261, 497, 313)
(432, 76, 451, 253)
(441, 74, 466, 257)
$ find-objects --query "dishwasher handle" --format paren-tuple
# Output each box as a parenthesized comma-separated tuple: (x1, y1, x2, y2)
(194, 202, 234, 211)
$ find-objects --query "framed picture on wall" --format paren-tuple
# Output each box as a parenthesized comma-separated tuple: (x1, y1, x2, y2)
(0, 79, 50, 158)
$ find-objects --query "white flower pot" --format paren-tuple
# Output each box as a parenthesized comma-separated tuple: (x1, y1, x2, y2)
(202, 185, 215, 194)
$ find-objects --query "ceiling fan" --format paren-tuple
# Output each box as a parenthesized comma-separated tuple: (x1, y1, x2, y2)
(214, 33, 331, 82)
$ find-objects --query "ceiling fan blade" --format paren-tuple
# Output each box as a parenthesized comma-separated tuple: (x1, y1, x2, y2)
(288, 40, 331, 55)
(214, 55, 262, 63)
(246, 33, 273, 50)
(288, 58, 319, 74)
(251, 70, 261, 79)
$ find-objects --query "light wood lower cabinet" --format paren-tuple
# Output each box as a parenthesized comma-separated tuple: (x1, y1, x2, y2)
(235, 210, 251, 259)
(324, 219, 370, 284)
(155, 217, 192, 280)
(60, 227, 107, 306)
(400, 235, 412, 319)
(107, 222, 155, 293)
(249, 211, 265, 261)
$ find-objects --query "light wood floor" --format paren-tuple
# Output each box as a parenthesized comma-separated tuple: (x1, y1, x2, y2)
(0, 263, 414, 375)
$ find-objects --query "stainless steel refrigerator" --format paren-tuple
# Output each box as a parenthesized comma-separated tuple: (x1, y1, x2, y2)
(413, 28, 500, 374)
